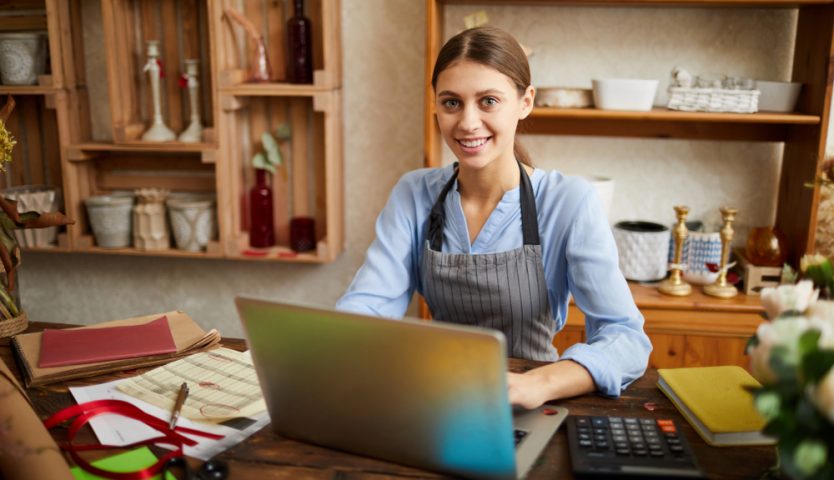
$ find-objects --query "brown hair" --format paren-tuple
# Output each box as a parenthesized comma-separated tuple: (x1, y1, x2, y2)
(431, 26, 533, 166)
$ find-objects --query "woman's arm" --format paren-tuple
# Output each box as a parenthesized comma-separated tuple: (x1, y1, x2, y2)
(335, 173, 424, 318)
(507, 360, 595, 409)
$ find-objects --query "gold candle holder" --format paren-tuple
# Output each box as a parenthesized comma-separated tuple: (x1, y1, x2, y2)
(704, 206, 739, 298)
(659, 205, 692, 296)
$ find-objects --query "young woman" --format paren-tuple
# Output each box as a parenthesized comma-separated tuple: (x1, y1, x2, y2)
(337, 26, 651, 409)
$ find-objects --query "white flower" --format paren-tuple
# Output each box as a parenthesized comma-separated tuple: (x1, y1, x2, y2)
(812, 366, 834, 424)
(760, 280, 819, 320)
(748, 315, 812, 384)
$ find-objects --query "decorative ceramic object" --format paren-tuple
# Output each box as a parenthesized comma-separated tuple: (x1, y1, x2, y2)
(535, 87, 593, 108)
(166, 194, 215, 251)
(1, 185, 60, 247)
(290, 216, 315, 252)
(745, 226, 787, 267)
(133, 188, 170, 250)
(612, 221, 670, 282)
(703, 207, 739, 298)
(178, 59, 203, 143)
(224, 8, 272, 82)
(85, 194, 134, 248)
(0, 32, 47, 85)
(682, 231, 723, 285)
(141, 40, 176, 142)
(592, 79, 658, 111)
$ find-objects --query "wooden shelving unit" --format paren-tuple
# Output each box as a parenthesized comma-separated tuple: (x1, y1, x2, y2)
(1, 0, 342, 262)
(424, 0, 833, 369)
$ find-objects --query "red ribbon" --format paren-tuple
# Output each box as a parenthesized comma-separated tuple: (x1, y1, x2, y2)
(44, 399, 224, 480)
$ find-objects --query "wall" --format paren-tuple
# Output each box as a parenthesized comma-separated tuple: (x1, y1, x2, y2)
(17, 1, 820, 336)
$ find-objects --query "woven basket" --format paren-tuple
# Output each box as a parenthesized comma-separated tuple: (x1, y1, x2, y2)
(0, 312, 27, 338)
(667, 86, 759, 113)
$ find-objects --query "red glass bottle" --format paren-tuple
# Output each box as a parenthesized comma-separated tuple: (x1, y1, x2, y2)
(249, 169, 275, 248)
(287, 0, 313, 84)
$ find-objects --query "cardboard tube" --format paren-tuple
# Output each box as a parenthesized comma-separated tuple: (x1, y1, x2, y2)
(0, 357, 73, 480)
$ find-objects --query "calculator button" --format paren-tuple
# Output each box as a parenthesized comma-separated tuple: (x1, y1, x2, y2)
(657, 419, 674, 427)
(594, 435, 608, 443)
(579, 439, 592, 448)
(624, 418, 638, 425)
(616, 448, 630, 455)
(650, 450, 665, 457)
(612, 434, 627, 442)
(592, 417, 608, 427)
(608, 416, 623, 424)
(633, 449, 648, 456)
(648, 443, 663, 451)
(595, 442, 609, 450)
(631, 442, 646, 450)
(666, 437, 681, 445)
(639, 418, 655, 426)
(669, 444, 684, 453)
(576, 417, 590, 426)
(593, 428, 607, 435)
(660, 425, 677, 434)
(614, 441, 629, 449)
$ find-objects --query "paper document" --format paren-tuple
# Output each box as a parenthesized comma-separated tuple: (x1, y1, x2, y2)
(70, 376, 270, 461)
(115, 348, 266, 423)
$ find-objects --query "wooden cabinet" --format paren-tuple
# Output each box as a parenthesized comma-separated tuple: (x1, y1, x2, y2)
(0, 0, 342, 262)
(422, 0, 822, 367)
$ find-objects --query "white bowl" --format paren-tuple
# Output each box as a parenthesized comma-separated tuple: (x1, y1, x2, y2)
(755, 80, 802, 112)
(592, 79, 659, 111)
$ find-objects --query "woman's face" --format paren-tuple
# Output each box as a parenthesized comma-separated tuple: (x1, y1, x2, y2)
(434, 60, 534, 171)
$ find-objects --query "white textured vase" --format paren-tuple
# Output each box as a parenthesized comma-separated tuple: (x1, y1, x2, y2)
(0, 32, 47, 85)
(1, 185, 60, 247)
(85, 194, 135, 248)
(612, 221, 671, 282)
(166, 195, 216, 251)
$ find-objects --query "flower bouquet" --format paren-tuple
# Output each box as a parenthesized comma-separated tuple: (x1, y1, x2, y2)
(747, 256, 834, 479)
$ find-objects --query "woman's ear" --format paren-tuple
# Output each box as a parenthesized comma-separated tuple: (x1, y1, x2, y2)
(519, 85, 535, 120)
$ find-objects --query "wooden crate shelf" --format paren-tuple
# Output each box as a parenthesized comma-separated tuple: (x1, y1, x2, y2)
(219, 89, 342, 261)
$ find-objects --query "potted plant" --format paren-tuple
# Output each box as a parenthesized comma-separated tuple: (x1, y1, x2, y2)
(0, 95, 74, 337)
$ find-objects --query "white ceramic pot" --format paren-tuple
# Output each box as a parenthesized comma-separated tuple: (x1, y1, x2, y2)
(166, 194, 216, 252)
(85, 194, 135, 248)
(613, 221, 670, 282)
(1, 185, 60, 247)
(592, 79, 658, 111)
(0, 32, 47, 86)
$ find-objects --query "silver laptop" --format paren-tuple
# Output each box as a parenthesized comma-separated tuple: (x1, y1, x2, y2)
(236, 297, 568, 480)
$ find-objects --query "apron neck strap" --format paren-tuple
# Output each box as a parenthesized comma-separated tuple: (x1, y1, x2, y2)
(428, 162, 540, 251)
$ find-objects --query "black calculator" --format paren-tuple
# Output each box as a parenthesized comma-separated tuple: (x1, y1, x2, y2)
(567, 415, 704, 478)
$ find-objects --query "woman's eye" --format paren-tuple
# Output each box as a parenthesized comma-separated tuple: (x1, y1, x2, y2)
(441, 99, 460, 109)
(481, 97, 499, 107)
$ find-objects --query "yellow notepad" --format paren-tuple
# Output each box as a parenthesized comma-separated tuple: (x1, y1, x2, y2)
(657, 366, 775, 447)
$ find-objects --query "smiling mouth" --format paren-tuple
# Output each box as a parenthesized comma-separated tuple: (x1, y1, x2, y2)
(457, 137, 490, 148)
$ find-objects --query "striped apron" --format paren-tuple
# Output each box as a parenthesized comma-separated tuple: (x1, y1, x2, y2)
(420, 163, 558, 361)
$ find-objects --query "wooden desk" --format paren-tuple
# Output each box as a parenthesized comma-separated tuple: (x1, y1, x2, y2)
(2, 322, 775, 479)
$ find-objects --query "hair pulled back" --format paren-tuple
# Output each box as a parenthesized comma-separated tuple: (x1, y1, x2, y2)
(431, 26, 533, 166)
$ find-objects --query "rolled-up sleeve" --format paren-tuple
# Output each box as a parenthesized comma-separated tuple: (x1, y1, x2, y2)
(558, 189, 652, 397)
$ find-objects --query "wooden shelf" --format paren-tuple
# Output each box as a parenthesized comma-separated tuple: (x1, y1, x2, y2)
(436, 0, 832, 6)
(0, 86, 62, 95)
(69, 142, 216, 153)
(70, 246, 224, 259)
(220, 84, 332, 97)
(520, 108, 821, 140)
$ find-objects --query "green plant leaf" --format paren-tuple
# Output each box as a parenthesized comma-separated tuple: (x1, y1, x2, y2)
(795, 396, 824, 430)
(799, 329, 822, 357)
(794, 439, 827, 477)
(770, 346, 798, 382)
(802, 350, 834, 383)
(261, 132, 282, 166)
(746, 333, 760, 353)
(252, 153, 276, 174)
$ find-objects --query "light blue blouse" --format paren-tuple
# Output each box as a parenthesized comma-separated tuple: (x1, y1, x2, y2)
(336, 164, 652, 397)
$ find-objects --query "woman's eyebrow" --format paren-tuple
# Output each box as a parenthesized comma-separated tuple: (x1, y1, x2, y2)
(437, 88, 505, 97)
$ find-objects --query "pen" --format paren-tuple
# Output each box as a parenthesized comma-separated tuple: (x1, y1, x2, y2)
(169, 382, 189, 430)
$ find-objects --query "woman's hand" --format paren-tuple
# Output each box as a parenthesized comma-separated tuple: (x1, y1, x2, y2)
(507, 360, 597, 409)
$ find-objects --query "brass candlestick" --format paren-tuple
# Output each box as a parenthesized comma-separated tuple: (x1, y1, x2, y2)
(659, 205, 692, 296)
(704, 206, 739, 298)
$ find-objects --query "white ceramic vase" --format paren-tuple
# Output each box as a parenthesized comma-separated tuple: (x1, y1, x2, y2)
(612, 221, 671, 282)
(0, 32, 47, 85)
(166, 194, 216, 251)
(1, 185, 60, 247)
(85, 194, 135, 248)
(133, 188, 170, 250)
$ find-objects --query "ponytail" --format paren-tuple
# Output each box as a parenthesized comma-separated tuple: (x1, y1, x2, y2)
(513, 138, 533, 167)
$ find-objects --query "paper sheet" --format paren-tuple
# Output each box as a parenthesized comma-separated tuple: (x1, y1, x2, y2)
(115, 348, 266, 423)
(70, 377, 270, 461)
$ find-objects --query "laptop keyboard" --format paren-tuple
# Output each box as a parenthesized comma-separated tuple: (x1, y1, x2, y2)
(514, 428, 528, 447)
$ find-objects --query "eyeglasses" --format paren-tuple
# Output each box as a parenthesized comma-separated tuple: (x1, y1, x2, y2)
(164, 457, 229, 480)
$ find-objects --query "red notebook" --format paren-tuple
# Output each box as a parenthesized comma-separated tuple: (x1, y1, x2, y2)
(38, 316, 177, 368)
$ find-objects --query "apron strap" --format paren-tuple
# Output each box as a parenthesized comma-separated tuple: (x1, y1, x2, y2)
(427, 161, 540, 252)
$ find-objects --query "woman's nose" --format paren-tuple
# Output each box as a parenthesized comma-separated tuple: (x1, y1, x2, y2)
(457, 105, 481, 132)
